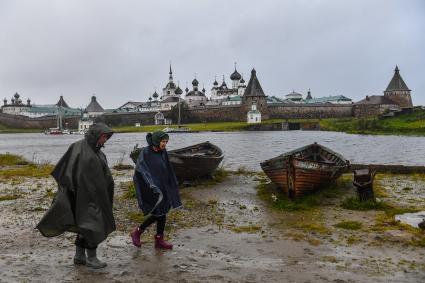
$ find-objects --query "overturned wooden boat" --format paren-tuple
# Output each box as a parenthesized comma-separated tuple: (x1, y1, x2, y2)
(168, 141, 224, 181)
(260, 142, 349, 198)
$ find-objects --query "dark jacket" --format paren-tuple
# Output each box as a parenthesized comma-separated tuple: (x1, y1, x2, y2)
(36, 123, 115, 247)
(133, 134, 182, 216)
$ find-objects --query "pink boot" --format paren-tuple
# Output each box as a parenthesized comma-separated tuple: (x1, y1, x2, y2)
(154, 234, 173, 249)
(130, 227, 143, 247)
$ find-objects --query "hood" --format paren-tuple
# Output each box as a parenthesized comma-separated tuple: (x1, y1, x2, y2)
(146, 131, 169, 147)
(85, 123, 114, 150)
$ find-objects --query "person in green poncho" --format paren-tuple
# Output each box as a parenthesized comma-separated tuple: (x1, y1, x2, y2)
(36, 123, 115, 269)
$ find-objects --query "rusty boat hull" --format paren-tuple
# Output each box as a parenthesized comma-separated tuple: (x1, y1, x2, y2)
(168, 141, 224, 182)
(260, 143, 349, 198)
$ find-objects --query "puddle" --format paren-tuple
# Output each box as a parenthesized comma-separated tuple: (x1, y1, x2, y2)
(395, 211, 425, 228)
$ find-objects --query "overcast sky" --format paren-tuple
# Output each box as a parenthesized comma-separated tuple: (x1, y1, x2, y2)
(0, 0, 424, 109)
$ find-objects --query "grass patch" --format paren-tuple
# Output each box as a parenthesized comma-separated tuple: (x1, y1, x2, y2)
(334, 221, 362, 230)
(0, 124, 41, 133)
(0, 153, 30, 166)
(256, 174, 351, 211)
(341, 197, 389, 211)
(0, 164, 53, 179)
(0, 194, 21, 201)
(121, 181, 136, 199)
(319, 109, 425, 136)
(112, 163, 134, 170)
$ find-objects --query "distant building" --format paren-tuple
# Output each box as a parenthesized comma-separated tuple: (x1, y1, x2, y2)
(86, 96, 104, 117)
(383, 66, 413, 112)
(78, 110, 94, 133)
(1, 92, 31, 115)
(210, 64, 246, 101)
(285, 90, 304, 103)
(305, 95, 352, 104)
(116, 101, 145, 112)
(355, 66, 412, 117)
(241, 68, 270, 120)
(247, 103, 261, 123)
(222, 95, 242, 106)
(162, 65, 182, 99)
(185, 77, 207, 107)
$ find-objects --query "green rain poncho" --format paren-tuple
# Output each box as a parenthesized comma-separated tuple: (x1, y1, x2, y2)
(36, 123, 115, 247)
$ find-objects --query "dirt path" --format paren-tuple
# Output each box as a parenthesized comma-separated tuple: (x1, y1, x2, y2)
(0, 172, 424, 282)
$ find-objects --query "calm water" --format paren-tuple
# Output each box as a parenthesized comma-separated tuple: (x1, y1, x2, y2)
(0, 131, 424, 171)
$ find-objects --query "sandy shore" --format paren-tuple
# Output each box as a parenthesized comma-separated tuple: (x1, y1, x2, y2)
(0, 169, 424, 282)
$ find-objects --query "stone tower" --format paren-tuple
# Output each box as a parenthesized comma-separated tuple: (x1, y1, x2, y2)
(241, 68, 270, 120)
(384, 66, 413, 112)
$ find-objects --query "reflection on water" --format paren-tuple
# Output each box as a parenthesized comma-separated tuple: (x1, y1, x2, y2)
(0, 131, 424, 171)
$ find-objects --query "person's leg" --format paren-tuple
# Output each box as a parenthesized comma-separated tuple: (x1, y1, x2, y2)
(73, 234, 87, 265)
(131, 215, 158, 247)
(156, 214, 166, 235)
(140, 215, 159, 231)
(154, 215, 173, 249)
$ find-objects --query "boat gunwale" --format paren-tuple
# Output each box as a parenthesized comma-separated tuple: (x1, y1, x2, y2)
(260, 142, 348, 167)
(168, 141, 224, 159)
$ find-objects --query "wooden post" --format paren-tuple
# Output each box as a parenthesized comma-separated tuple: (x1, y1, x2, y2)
(353, 168, 376, 202)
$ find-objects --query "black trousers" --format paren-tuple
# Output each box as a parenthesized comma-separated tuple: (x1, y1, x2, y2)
(139, 214, 166, 235)
(75, 234, 97, 249)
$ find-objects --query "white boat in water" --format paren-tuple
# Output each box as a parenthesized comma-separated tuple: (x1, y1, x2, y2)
(163, 127, 192, 133)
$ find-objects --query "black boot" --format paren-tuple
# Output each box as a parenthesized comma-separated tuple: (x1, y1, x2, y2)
(73, 246, 86, 265)
(86, 248, 107, 269)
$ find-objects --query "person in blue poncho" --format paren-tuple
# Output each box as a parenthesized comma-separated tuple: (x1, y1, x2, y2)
(131, 131, 182, 249)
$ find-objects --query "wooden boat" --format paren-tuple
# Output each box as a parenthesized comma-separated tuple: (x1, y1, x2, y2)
(168, 141, 224, 181)
(260, 142, 349, 198)
(130, 141, 224, 182)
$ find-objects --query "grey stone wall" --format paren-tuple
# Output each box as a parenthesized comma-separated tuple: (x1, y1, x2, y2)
(1, 104, 357, 128)
(353, 104, 399, 118)
(268, 104, 353, 119)
(94, 112, 158, 126)
(0, 113, 79, 129)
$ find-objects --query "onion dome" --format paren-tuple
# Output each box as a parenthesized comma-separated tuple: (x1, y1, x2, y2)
(230, 69, 241, 81)
(192, 78, 199, 87)
(14, 92, 20, 99)
(202, 87, 206, 93)
(149, 96, 152, 101)
(3, 98, 7, 105)
(152, 91, 159, 99)
(213, 79, 218, 86)
(175, 86, 183, 95)
(240, 77, 245, 84)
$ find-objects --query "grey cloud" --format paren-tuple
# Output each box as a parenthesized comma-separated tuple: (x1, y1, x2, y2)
(0, 0, 424, 108)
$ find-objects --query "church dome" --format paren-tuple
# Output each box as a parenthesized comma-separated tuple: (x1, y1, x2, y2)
(175, 86, 183, 95)
(192, 78, 199, 87)
(230, 69, 241, 80)
(152, 91, 159, 98)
